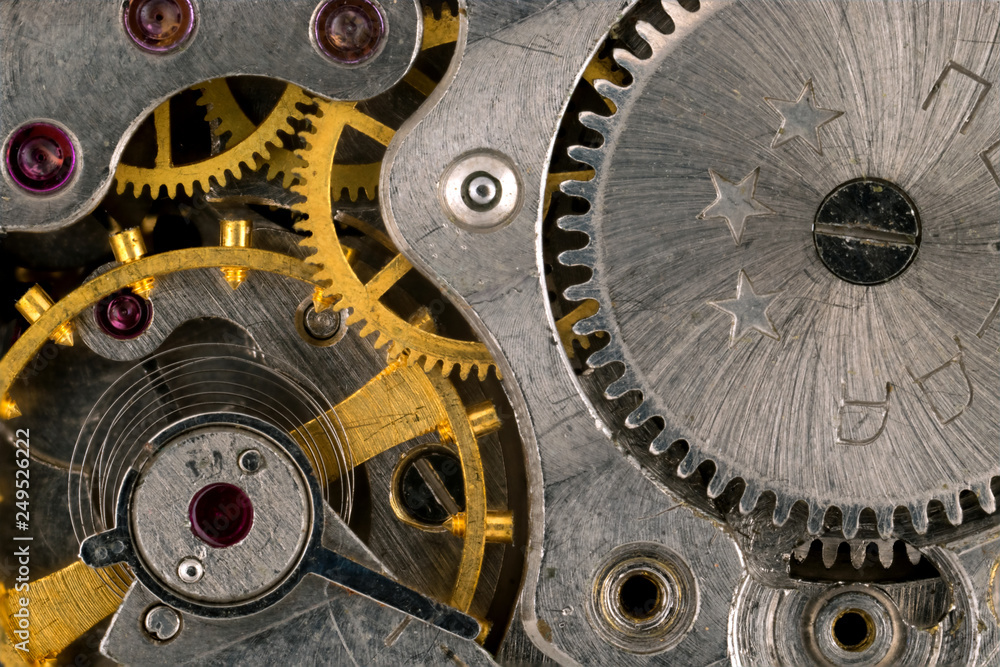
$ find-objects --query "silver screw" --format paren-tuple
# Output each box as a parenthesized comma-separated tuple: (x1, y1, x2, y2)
(304, 305, 341, 340)
(144, 605, 181, 641)
(238, 449, 263, 474)
(177, 557, 204, 583)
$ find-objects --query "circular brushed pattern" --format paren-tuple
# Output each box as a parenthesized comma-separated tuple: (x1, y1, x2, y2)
(559, 0, 1000, 534)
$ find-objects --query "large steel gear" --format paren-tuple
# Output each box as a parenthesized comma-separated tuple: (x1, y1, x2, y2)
(555, 0, 1000, 536)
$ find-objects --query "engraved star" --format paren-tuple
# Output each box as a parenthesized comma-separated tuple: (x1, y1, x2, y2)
(697, 167, 775, 246)
(709, 270, 782, 347)
(765, 79, 844, 155)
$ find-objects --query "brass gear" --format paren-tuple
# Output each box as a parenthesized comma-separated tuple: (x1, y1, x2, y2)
(114, 81, 312, 198)
(293, 98, 498, 381)
(293, 5, 497, 380)
(195, 78, 306, 189)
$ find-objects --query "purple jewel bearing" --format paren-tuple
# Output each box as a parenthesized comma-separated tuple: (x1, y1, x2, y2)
(124, 0, 196, 53)
(95, 289, 153, 340)
(314, 0, 386, 65)
(5, 122, 77, 193)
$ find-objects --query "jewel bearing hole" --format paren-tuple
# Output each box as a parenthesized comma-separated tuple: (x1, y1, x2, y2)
(5, 122, 76, 193)
(832, 609, 876, 652)
(618, 571, 664, 622)
(314, 0, 385, 65)
(124, 0, 195, 52)
(188, 482, 254, 548)
(398, 450, 465, 525)
(95, 288, 153, 339)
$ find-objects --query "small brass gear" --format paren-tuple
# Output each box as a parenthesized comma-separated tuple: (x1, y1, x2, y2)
(114, 81, 312, 198)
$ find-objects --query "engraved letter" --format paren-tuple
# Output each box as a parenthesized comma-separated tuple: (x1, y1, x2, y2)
(921, 61, 993, 134)
(981, 140, 1000, 190)
(906, 336, 973, 426)
(837, 382, 892, 446)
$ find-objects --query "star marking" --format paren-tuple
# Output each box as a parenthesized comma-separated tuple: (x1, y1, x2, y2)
(697, 167, 775, 246)
(765, 79, 844, 155)
(709, 270, 782, 347)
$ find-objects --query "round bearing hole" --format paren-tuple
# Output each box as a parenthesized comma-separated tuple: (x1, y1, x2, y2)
(188, 482, 254, 548)
(618, 572, 663, 622)
(832, 609, 875, 652)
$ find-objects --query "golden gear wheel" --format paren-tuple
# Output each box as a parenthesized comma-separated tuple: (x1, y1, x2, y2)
(114, 81, 312, 198)
(194, 78, 305, 189)
(292, 98, 498, 381)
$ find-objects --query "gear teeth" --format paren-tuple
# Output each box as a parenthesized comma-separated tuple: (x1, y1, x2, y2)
(567, 145, 602, 169)
(558, 244, 598, 269)
(677, 447, 701, 479)
(624, 401, 655, 430)
(605, 373, 634, 400)
(821, 540, 839, 568)
(633, 18, 665, 47)
(842, 505, 862, 540)
(773, 496, 794, 526)
(943, 493, 963, 526)
(975, 481, 997, 514)
(578, 111, 613, 136)
(738, 483, 761, 514)
(610, 47, 645, 81)
(573, 312, 604, 338)
(592, 79, 629, 108)
(807, 503, 824, 535)
(421, 355, 439, 373)
(344, 309, 365, 327)
(558, 180, 591, 200)
(586, 342, 619, 369)
(648, 430, 673, 456)
(792, 538, 923, 571)
(876, 508, 894, 539)
(909, 502, 930, 535)
(563, 278, 599, 305)
(116, 84, 310, 201)
(706, 468, 727, 499)
(255, 146, 304, 189)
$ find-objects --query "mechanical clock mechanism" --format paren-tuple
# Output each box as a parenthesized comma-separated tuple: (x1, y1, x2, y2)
(1, 0, 999, 665)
